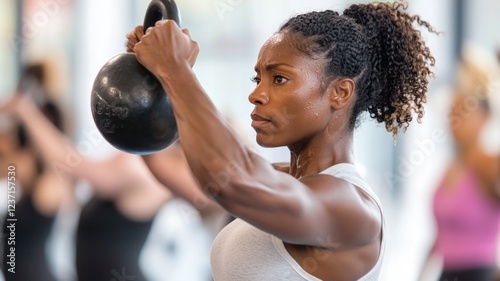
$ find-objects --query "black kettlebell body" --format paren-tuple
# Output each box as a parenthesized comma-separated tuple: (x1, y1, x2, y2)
(91, 0, 180, 155)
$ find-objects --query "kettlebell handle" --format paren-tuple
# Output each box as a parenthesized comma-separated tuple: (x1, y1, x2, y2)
(143, 0, 181, 32)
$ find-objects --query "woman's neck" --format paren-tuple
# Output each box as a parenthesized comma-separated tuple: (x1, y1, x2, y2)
(288, 129, 354, 178)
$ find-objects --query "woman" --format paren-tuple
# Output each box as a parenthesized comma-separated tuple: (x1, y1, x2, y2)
(0, 64, 72, 281)
(128, 2, 436, 280)
(0, 110, 70, 281)
(422, 45, 500, 281)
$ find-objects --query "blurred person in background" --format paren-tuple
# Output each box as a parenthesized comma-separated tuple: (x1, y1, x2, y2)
(419, 44, 500, 281)
(0, 63, 73, 281)
(1, 62, 224, 280)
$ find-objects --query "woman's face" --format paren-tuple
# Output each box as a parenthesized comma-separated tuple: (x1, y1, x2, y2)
(248, 32, 332, 148)
(449, 90, 488, 150)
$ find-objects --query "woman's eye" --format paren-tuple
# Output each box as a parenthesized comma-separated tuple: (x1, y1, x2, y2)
(273, 75, 287, 84)
(250, 76, 261, 84)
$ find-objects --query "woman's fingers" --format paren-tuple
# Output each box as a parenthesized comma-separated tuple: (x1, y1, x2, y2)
(126, 25, 145, 52)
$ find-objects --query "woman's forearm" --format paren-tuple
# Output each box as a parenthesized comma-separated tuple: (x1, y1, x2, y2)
(16, 97, 79, 177)
(141, 144, 224, 216)
(16, 97, 112, 186)
(157, 64, 256, 198)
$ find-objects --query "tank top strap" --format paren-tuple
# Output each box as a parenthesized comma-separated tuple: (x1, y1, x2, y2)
(320, 163, 382, 207)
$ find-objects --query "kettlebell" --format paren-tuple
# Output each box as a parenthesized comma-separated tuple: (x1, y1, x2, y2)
(91, 0, 180, 155)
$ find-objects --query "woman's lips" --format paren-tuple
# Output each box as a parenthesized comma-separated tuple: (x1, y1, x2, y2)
(251, 113, 271, 128)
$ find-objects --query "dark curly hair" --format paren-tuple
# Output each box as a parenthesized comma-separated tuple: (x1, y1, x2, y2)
(279, 1, 437, 136)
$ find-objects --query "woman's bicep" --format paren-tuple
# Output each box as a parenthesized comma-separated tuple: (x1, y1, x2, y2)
(219, 174, 319, 241)
(219, 167, 381, 248)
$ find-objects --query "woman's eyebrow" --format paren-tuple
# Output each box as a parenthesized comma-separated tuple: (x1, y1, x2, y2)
(254, 63, 294, 73)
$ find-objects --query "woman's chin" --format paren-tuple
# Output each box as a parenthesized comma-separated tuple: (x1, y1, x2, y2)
(256, 135, 282, 148)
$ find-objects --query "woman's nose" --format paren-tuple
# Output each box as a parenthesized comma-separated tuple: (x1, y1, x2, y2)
(248, 87, 269, 105)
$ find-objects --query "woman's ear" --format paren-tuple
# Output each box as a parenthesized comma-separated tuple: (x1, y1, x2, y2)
(327, 78, 355, 109)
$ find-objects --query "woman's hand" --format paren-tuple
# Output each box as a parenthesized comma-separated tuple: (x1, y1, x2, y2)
(126, 25, 144, 53)
(134, 20, 199, 78)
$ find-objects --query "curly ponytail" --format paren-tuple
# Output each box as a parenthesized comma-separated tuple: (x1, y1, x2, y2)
(280, 2, 437, 136)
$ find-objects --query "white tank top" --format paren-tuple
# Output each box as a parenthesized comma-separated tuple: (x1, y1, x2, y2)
(210, 163, 385, 281)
